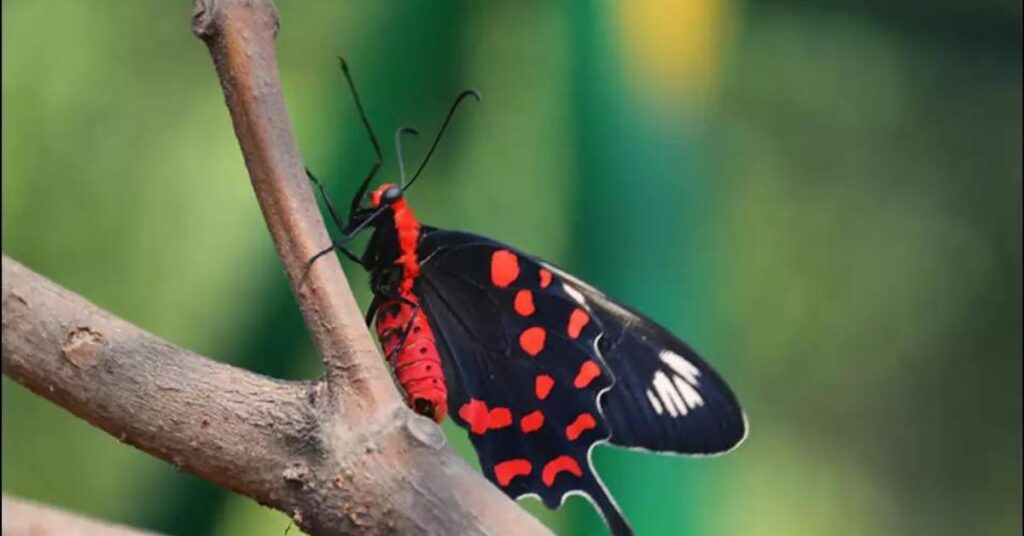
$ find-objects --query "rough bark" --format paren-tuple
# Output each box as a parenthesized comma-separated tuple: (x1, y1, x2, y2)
(0, 0, 552, 534)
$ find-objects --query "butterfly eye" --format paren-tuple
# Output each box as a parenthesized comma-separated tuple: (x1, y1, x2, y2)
(381, 185, 402, 204)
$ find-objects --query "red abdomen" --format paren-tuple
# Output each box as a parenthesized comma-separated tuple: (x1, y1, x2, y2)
(375, 294, 448, 422)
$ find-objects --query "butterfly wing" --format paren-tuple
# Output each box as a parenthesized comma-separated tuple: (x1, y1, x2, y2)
(415, 229, 632, 535)
(540, 263, 748, 454)
(414, 229, 746, 534)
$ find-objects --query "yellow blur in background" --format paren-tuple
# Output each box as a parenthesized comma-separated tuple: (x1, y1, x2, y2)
(3, 1, 1020, 535)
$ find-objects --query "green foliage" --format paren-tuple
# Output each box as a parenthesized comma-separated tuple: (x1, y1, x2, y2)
(3, 1, 1020, 535)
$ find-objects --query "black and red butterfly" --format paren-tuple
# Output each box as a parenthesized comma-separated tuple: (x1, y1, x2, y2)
(307, 59, 747, 536)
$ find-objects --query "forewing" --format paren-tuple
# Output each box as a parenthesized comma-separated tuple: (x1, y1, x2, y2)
(421, 229, 747, 457)
(544, 264, 748, 454)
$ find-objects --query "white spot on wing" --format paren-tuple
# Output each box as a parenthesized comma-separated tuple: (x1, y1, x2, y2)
(652, 371, 684, 417)
(646, 389, 664, 415)
(660, 349, 701, 384)
(673, 375, 704, 409)
(562, 283, 586, 306)
(650, 349, 705, 418)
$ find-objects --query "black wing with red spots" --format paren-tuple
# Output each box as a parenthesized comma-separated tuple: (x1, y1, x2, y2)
(414, 229, 633, 536)
(414, 229, 746, 536)
(539, 263, 747, 455)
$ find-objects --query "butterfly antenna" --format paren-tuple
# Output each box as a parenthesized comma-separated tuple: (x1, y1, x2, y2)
(395, 126, 419, 188)
(338, 57, 384, 219)
(403, 88, 481, 192)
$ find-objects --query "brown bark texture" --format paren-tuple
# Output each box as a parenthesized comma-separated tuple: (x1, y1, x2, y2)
(0, 0, 552, 534)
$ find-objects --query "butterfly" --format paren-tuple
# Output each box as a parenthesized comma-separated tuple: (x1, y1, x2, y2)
(307, 59, 747, 536)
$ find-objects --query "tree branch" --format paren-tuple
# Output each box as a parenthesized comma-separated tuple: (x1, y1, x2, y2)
(2, 257, 550, 535)
(1, 0, 553, 533)
(191, 0, 392, 415)
(2, 494, 160, 536)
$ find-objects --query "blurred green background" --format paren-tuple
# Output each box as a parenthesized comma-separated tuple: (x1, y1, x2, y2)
(3, 1, 1020, 535)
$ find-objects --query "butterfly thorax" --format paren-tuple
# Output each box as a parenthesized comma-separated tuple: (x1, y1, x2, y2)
(389, 197, 422, 294)
(367, 183, 421, 295)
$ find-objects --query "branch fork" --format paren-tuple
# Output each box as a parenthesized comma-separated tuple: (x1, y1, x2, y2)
(2, 0, 550, 534)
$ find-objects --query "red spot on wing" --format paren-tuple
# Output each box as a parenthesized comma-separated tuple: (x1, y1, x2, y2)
(567, 308, 589, 339)
(542, 455, 583, 486)
(538, 268, 552, 288)
(458, 399, 490, 435)
(535, 375, 554, 400)
(459, 400, 512, 433)
(574, 360, 601, 389)
(565, 413, 597, 441)
(514, 290, 535, 316)
(491, 250, 520, 288)
(520, 410, 545, 433)
(494, 459, 532, 487)
(488, 407, 512, 429)
(519, 327, 546, 357)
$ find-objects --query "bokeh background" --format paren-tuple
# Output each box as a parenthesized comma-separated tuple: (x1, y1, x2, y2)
(3, 1, 1021, 535)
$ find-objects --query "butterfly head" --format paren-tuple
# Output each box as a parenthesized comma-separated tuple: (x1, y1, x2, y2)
(369, 183, 403, 208)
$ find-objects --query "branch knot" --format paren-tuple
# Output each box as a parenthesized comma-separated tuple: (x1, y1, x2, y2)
(61, 327, 106, 369)
(190, 0, 217, 39)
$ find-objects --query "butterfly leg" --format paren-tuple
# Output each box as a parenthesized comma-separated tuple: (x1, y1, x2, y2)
(306, 58, 383, 245)
(369, 284, 422, 365)
(384, 311, 417, 367)
(364, 295, 381, 328)
(307, 240, 365, 268)
(306, 168, 348, 237)
(305, 167, 376, 270)
(336, 57, 384, 220)
(381, 296, 421, 368)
